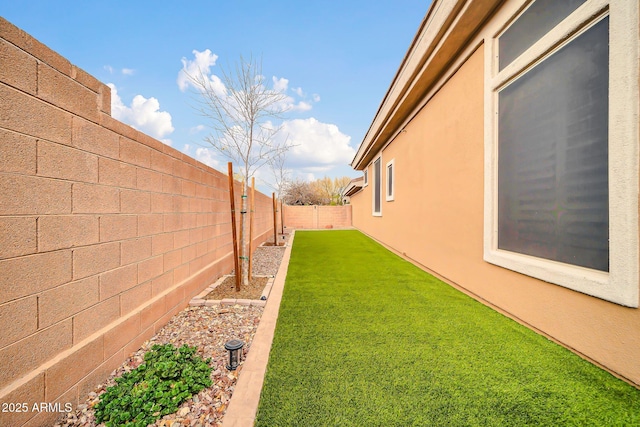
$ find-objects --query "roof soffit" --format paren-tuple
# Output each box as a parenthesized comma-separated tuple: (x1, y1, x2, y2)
(352, 0, 504, 170)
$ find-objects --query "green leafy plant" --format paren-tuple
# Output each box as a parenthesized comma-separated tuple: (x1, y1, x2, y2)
(95, 344, 212, 427)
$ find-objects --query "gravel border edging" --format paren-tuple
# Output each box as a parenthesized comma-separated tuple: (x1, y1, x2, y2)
(221, 230, 296, 427)
(189, 275, 274, 308)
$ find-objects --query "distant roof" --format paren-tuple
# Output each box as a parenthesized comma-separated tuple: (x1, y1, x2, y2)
(343, 176, 364, 197)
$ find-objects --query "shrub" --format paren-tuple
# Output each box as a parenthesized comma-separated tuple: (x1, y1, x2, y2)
(95, 344, 212, 427)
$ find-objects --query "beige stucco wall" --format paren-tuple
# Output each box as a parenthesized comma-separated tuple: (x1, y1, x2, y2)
(351, 45, 640, 386)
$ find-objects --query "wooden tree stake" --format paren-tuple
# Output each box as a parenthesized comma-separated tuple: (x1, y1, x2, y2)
(227, 162, 241, 292)
(272, 192, 278, 246)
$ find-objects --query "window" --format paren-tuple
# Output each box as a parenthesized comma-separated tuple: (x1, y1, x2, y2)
(372, 157, 382, 216)
(484, 0, 639, 306)
(363, 169, 368, 186)
(386, 159, 395, 201)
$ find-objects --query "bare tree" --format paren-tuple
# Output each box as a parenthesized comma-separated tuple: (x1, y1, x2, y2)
(266, 149, 291, 199)
(282, 179, 321, 205)
(185, 54, 291, 287)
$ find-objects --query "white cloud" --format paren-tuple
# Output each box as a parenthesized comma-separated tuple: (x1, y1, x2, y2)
(178, 49, 221, 93)
(295, 101, 312, 112)
(194, 147, 222, 169)
(190, 124, 206, 134)
(280, 118, 355, 171)
(108, 83, 174, 142)
(312, 94, 321, 102)
(272, 76, 289, 93)
(179, 50, 317, 113)
(104, 65, 114, 74)
(122, 68, 135, 76)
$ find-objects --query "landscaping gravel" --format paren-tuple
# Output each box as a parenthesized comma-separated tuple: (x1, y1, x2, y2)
(55, 235, 289, 427)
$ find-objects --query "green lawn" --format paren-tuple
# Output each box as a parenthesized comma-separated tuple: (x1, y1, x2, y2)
(255, 230, 640, 426)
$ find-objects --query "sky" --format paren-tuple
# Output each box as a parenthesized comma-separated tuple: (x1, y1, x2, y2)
(2, 0, 431, 191)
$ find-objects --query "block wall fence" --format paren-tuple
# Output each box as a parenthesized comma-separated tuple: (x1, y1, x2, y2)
(0, 18, 275, 426)
(282, 204, 352, 229)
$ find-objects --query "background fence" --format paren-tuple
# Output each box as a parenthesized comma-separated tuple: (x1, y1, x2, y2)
(283, 205, 352, 229)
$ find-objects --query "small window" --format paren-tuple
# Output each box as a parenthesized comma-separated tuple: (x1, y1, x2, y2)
(363, 169, 368, 186)
(386, 159, 395, 201)
(372, 157, 382, 216)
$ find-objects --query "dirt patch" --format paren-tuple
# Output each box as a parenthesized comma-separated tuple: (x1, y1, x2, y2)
(204, 276, 269, 300)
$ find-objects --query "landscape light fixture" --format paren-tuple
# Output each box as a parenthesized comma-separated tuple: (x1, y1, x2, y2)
(224, 339, 244, 370)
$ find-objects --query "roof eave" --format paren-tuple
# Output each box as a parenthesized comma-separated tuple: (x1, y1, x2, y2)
(351, 0, 504, 170)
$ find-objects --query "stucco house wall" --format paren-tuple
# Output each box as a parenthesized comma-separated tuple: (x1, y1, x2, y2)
(351, 0, 640, 387)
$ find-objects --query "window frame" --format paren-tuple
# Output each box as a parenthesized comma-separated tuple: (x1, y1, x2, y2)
(483, 0, 639, 307)
(372, 155, 382, 216)
(386, 159, 395, 201)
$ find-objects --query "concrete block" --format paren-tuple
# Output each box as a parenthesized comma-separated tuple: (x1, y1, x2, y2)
(103, 314, 140, 357)
(120, 236, 152, 266)
(0, 84, 72, 144)
(72, 296, 119, 343)
(37, 140, 98, 183)
(44, 336, 103, 401)
(38, 276, 99, 328)
(150, 150, 173, 174)
(120, 282, 152, 316)
(72, 182, 119, 214)
(152, 233, 174, 255)
(98, 157, 136, 188)
(0, 296, 38, 348)
(72, 116, 119, 159)
(99, 264, 137, 300)
(141, 297, 166, 331)
(137, 255, 163, 283)
(136, 167, 162, 192)
(163, 248, 182, 271)
(151, 271, 173, 296)
(0, 250, 71, 302)
(138, 213, 164, 236)
(119, 137, 151, 168)
(151, 193, 173, 213)
(99, 214, 137, 242)
(0, 174, 71, 215)
(0, 38, 37, 94)
(0, 216, 37, 259)
(0, 320, 72, 390)
(38, 62, 99, 122)
(120, 189, 151, 214)
(38, 214, 99, 252)
(162, 174, 181, 194)
(0, 127, 37, 174)
(72, 241, 120, 280)
(0, 372, 45, 426)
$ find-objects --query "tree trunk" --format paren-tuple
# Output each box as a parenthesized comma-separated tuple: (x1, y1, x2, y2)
(240, 180, 249, 287)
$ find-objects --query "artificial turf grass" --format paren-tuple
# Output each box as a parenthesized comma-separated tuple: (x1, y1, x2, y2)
(255, 230, 640, 426)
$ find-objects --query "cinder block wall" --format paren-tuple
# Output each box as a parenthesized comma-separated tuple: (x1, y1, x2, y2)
(283, 205, 352, 229)
(0, 17, 274, 426)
